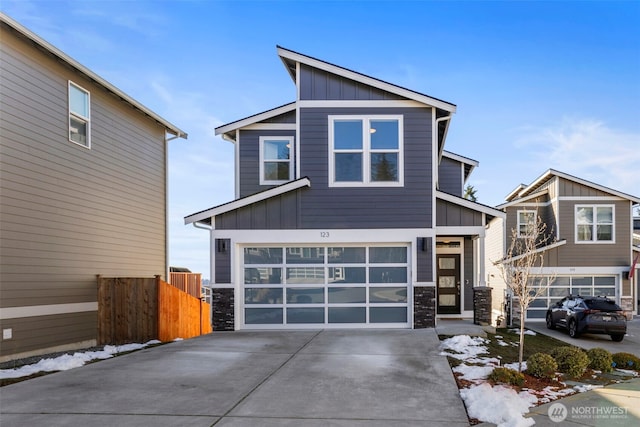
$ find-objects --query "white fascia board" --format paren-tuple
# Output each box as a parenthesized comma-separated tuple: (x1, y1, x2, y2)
(521, 169, 640, 204)
(277, 47, 457, 113)
(436, 191, 506, 219)
(498, 239, 568, 264)
(505, 184, 527, 202)
(184, 178, 311, 224)
(214, 103, 297, 138)
(497, 189, 550, 209)
(442, 150, 479, 167)
(1, 13, 187, 139)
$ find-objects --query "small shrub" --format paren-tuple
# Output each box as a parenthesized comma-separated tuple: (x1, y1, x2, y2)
(551, 346, 589, 378)
(612, 352, 640, 371)
(489, 367, 525, 386)
(527, 352, 558, 379)
(587, 348, 613, 373)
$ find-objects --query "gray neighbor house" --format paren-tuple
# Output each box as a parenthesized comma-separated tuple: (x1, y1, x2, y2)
(185, 46, 505, 330)
(0, 14, 186, 361)
(485, 170, 640, 324)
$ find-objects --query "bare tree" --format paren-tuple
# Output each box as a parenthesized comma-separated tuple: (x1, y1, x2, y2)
(497, 212, 556, 372)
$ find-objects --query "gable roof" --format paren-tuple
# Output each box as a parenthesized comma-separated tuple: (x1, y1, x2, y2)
(1, 12, 187, 139)
(441, 150, 478, 183)
(277, 46, 456, 113)
(436, 191, 506, 220)
(184, 177, 311, 225)
(215, 102, 296, 142)
(507, 169, 640, 205)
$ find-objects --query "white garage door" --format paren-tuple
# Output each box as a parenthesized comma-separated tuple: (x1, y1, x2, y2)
(242, 245, 410, 328)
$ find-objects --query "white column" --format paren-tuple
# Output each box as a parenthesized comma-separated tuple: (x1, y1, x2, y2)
(478, 234, 486, 287)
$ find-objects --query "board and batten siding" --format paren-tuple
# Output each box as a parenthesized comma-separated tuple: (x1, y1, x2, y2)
(299, 64, 406, 101)
(298, 107, 433, 229)
(1, 26, 168, 359)
(436, 199, 483, 227)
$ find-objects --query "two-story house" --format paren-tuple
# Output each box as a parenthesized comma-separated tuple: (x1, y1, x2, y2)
(485, 169, 640, 324)
(185, 47, 504, 330)
(0, 14, 187, 361)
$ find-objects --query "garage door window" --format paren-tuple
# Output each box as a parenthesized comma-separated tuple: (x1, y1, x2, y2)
(243, 245, 409, 327)
(525, 275, 616, 319)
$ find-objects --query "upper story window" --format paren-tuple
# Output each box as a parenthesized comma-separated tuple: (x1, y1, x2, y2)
(260, 136, 293, 185)
(68, 81, 90, 148)
(328, 115, 403, 187)
(575, 205, 614, 243)
(517, 210, 536, 237)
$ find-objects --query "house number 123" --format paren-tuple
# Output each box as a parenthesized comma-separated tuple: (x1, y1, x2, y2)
(320, 232, 330, 238)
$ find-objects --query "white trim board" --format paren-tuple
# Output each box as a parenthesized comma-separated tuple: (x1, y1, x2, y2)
(0, 302, 98, 320)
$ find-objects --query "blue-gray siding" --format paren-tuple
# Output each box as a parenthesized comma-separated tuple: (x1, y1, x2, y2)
(215, 190, 303, 230)
(214, 239, 231, 283)
(238, 129, 296, 197)
(298, 107, 433, 229)
(416, 237, 433, 282)
(438, 156, 462, 196)
(436, 199, 483, 227)
(299, 64, 405, 101)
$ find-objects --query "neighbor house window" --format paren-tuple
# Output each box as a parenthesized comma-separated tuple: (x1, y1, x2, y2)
(329, 115, 403, 187)
(575, 205, 614, 243)
(68, 81, 90, 148)
(517, 210, 536, 237)
(260, 136, 293, 185)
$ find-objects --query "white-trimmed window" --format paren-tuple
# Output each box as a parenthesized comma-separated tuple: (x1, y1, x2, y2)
(517, 210, 536, 237)
(260, 136, 293, 185)
(575, 205, 614, 243)
(328, 115, 403, 187)
(68, 81, 90, 148)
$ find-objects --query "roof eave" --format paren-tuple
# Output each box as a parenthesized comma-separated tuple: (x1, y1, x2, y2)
(0, 12, 187, 139)
(276, 46, 457, 113)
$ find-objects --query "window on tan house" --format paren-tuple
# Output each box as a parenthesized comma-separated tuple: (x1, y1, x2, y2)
(69, 81, 90, 148)
(575, 205, 614, 243)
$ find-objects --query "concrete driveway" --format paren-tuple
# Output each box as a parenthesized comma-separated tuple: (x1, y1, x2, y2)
(0, 329, 470, 426)
(526, 317, 640, 355)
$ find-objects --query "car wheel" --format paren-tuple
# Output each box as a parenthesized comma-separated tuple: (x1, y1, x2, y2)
(568, 319, 579, 338)
(546, 313, 556, 330)
(611, 334, 624, 342)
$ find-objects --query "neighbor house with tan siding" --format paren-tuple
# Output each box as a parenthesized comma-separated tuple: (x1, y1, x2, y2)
(0, 13, 187, 362)
(485, 169, 640, 324)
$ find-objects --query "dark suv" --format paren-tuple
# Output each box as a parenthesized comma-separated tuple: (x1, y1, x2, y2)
(546, 296, 627, 342)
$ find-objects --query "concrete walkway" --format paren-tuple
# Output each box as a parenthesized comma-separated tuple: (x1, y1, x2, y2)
(0, 329, 469, 427)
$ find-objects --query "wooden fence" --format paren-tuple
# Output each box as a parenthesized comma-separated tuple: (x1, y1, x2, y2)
(97, 275, 212, 345)
(169, 272, 202, 298)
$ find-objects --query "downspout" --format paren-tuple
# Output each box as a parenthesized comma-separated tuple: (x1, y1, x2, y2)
(192, 221, 214, 286)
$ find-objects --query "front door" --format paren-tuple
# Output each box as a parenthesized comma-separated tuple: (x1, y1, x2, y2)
(437, 254, 461, 314)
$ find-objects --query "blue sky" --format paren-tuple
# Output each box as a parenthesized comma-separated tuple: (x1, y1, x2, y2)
(2, 0, 639, 279)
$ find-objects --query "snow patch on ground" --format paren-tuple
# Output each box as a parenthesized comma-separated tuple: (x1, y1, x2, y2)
(0, 340, 161, 379)
(460, 383, 537, 427)
(439, 335, 488, 360)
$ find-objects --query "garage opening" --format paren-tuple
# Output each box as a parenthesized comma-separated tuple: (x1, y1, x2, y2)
(242, 245, 410, 328)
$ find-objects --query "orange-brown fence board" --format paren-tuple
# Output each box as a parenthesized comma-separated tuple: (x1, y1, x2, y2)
(169, 272, 202, 298)
(97, 275, 211, 345)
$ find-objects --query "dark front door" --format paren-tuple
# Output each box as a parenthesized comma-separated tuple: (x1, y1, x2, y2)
(437, 254, 461, 314)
